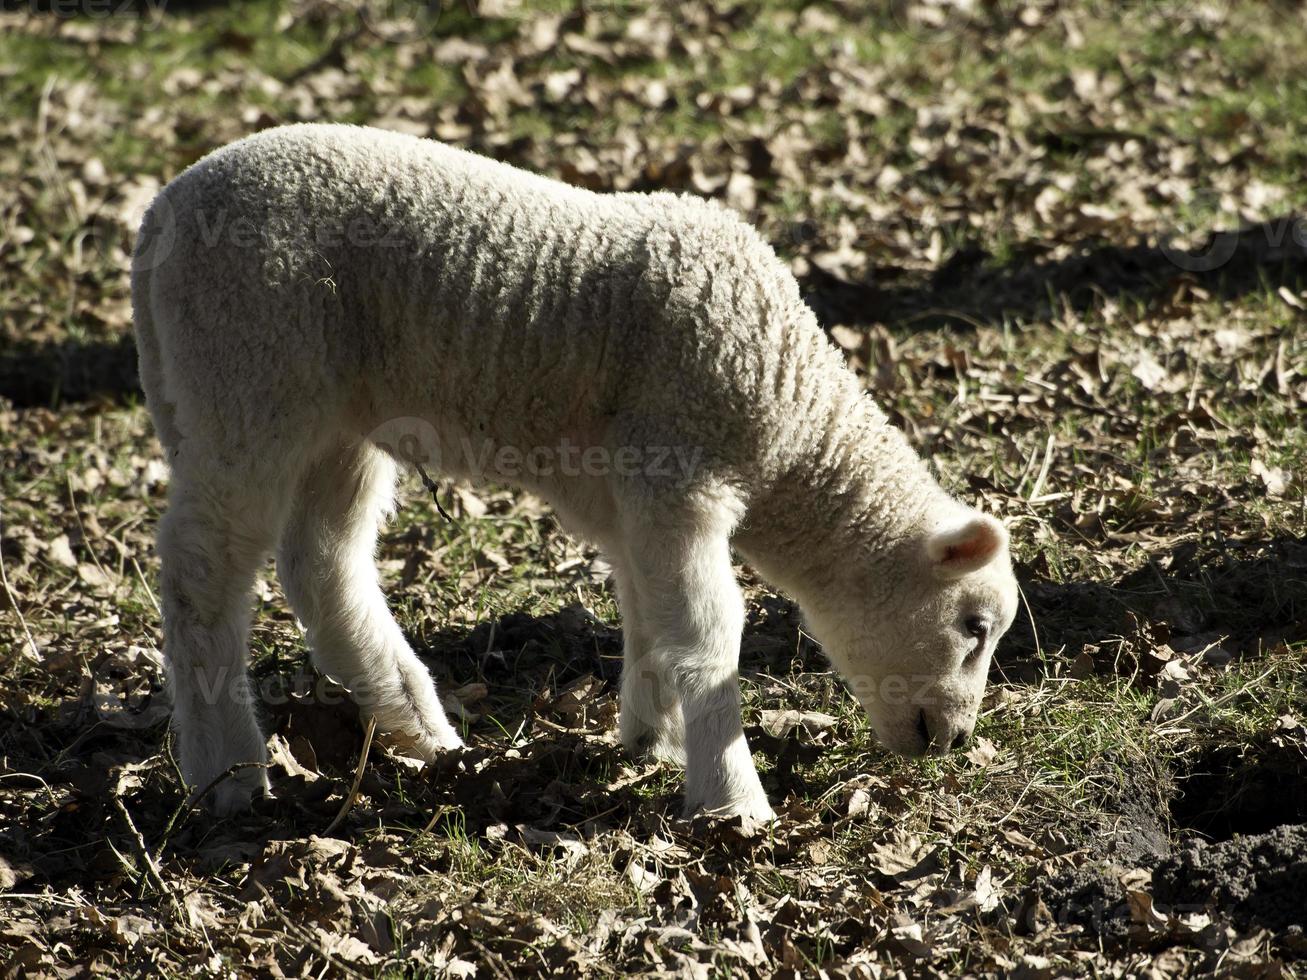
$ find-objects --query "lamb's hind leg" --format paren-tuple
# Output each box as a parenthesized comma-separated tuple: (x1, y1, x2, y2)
(276, 443, 463, 758)
(619, 500, 773, 821)
(160, 471, 285, 814)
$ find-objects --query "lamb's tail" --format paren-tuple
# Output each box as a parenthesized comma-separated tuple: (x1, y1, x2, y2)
(131, 216, 182, 454)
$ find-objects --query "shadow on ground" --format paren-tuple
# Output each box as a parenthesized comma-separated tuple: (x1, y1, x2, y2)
(803, 215, 1307, 331)
(0, 597, 820, 893)
(0, 335, 139, 408)
(1003, 533, 1307, 672)
(21, 0, 235, 14)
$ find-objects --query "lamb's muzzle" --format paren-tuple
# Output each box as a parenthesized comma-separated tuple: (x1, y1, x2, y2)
(132, 123, 1018, 820)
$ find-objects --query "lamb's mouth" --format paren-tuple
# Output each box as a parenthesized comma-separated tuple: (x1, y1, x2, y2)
(859, 704, 931, 758)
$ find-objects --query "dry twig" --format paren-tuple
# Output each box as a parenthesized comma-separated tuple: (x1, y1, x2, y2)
(324, 715, 378, 836)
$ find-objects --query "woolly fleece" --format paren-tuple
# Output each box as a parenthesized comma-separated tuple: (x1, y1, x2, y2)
(134, 124, 1018, 819)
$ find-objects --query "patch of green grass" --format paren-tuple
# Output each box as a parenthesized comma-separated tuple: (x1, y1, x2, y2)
(405, 827, 640, 932)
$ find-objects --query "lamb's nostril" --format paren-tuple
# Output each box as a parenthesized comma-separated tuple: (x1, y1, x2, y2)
(949, 730, 969, 751)
(916, 710, 930, 749)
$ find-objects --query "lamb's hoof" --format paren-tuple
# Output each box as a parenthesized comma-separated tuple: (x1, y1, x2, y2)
(621, 715, 687, 767)
(190, 766, 272, 816)
(624, 730, 687, 767)
(684, 792, 776, 825)
(430, 728, 466, 753)
(381, 726, 465, 762)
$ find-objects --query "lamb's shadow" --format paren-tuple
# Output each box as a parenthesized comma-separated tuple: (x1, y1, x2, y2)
(392, 596, 816, 833)
(0, 594, 811, 892)
(368, 539, 1305, 840)
(0, 605, 630, 887)
(396, 603, 635, 833)
(0, 334, 139, 408)
(998, 532, 1307, 680)
(802, 215, 1307, 331)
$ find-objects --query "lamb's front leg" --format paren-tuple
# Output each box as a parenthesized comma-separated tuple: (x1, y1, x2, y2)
(622, 522, 773, 821)
(611, 562, 686, 765)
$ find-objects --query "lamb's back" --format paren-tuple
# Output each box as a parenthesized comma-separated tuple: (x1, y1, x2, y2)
(148, 124, 809, 470)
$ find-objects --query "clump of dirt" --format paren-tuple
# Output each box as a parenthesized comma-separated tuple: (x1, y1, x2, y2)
(1034, 824, 1307, 949)
(1036, 865, 1133, 942)
(1033, 724, 1307, 951)
(1152, 824, 1307, 934)
(1171, 735, 1307, 840)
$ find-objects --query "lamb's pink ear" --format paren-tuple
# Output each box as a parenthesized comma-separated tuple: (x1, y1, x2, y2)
(926, 514, 1008, 579)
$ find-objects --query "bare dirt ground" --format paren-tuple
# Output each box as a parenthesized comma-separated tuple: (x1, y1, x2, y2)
(2, 1, 1306, 977)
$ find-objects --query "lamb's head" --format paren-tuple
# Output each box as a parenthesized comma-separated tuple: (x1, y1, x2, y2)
(810, 509, 1018, 758)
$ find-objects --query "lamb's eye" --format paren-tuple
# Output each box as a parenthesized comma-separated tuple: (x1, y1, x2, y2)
(964, 615, 989, 643)
(962, 615, 989, 666)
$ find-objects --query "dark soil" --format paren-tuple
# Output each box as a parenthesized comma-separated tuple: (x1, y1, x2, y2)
(1099, 765, 1174, 864)
(1038, 865, 1135, 943)
(1152, 824, 1307, 935)
(1171, 736, 1307, 840)
(1037, 824, 1307, 955)
(1036, 725, 1307, 956)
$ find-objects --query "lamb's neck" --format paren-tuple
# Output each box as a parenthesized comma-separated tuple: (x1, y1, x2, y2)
(734, 366, 944, 607)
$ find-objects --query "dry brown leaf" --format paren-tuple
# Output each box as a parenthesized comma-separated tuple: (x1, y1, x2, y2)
(758, 708, 838, 738)
(963, 735, 999, 768)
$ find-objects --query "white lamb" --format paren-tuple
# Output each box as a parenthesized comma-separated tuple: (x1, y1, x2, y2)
(132, 123, 1018, 820)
